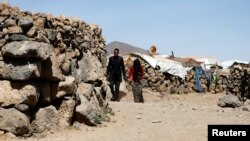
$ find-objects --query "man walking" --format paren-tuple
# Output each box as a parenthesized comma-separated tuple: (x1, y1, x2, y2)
(106, 48, 126, 101)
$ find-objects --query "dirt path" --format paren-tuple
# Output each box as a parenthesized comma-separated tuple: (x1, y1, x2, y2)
(1, 91, 250, 141)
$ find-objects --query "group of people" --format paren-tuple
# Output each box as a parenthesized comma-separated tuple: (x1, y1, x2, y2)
(106, 48, 144, 103)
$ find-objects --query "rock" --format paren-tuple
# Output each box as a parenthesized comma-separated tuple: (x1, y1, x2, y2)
(33, 18, 45, 29)
(152, 120, 162, 123)
(0, 16, 7, 23)
(0, 59, 41, 80)
(31, 105, 59, 133)
(7, 26, 23, 34)
(14, 104, 29, 112)
(26, 26, 37, 37)
(0, 108, 31, 136)
(57, 53, 66, 65)
(176, 85, 185, 94)
(147, 68, 155, 75)
(1, 41, 53, 60)
(63, 25, 72, 31)
(227, 83, 234, 89)
(41, 52, 65, 81)
(218, 94, 242, 108)
(92, 87, 105, 109)
(3, 18, 16, 27)
(0, 39, 6, 47)
(58, 99, 76, 128)
(0, 80, 39, 107)
(39, 82, 51, 103)
(9, 34, 28, 41)
(76, 82, 94, 100)
(155, 83, 168, 92)
(242, 106, 250, 112)
(36, 32, 50, 43)
(45, 29, 57, 41)
(56, 76, 77, 98)
(5, 132, 16, 138)
(244, 99, 250, 105)
(73, 51, 104, 82)
(136, 115, 142, 119)
(18, 16, 33, 29)
(101, 80, 112, 100)
(79, 42, 90, 51)
(75, 94, 98, 126)
(61, 60, 71, 75)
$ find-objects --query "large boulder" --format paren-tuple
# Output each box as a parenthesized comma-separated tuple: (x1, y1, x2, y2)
(7, 26, 23, 34)
(1, 41, 53, 61)
(56, 76, 77, 98)
(18, 16, 33, 29)
(73, 51, 104, 82)
(75, 94, 98, 126)
(101, 80, 112, 100)
(218, 93, 242, 108)
(0, 80, 39, 107)
(0, 59, 41, 80)
(76, 82, 94, 100)
(58, 99, 76, 128)
(0, 108, 31, 136)
(31, 105, 59, 133)
(41, 52, 65, 81)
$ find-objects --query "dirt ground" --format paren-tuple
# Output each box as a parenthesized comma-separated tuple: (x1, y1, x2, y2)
(1, 90, 250, 141)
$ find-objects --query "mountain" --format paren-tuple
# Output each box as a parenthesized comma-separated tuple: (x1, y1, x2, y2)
(105, 41, 150, 56)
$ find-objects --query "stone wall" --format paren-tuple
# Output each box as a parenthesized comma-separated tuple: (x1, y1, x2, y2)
(0, 3, 111, 136)
(125, 56, 249, 99)
(226, 63, 250, 99)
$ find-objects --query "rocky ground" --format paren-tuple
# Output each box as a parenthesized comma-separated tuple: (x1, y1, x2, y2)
(1, 90, 250, 141)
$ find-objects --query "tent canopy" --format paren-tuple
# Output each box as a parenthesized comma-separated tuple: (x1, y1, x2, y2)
(131, 53, 187, 79)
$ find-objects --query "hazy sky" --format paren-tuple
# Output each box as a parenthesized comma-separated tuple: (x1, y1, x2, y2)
(6, 0, 250, 62)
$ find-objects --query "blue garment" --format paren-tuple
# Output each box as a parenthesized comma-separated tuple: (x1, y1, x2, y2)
(195, 67, 203, 92)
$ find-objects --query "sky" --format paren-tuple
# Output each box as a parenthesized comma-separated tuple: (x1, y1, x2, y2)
(5, 0, 250, 62)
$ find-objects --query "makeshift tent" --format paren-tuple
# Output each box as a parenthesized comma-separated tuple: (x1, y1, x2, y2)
(167, 57, 202, 67)
(221, 60, 249, 69)
(190, 57, 221, 70)
(131, 53, 187, 79)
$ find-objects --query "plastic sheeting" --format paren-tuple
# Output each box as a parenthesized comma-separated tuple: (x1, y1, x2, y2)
(131, 53, 187, 79)
(191, 57, 221, 70)
(221, 60, 249, 69)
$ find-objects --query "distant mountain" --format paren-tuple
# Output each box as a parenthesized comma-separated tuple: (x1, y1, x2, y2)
(105, 41, 150, 56)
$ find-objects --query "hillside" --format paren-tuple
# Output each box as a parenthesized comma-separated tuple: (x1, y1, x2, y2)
(105, 41, 150, 56)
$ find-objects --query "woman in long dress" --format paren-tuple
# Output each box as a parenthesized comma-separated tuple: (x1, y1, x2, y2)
(128, 58, 144, 103)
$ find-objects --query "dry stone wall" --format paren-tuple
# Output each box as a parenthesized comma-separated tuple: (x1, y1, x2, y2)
(125, 57, 249, 99)
(0, 3, 111, 136)
(227, 63, 250, 99)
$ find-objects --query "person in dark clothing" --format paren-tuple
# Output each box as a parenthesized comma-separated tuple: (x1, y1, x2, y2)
(106, 48, 126, 101)
(128, 58, 144, 103)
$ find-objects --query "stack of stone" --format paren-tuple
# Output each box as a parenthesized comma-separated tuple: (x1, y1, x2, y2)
(124, 55, 232, 95)
(125, 58, 171, 92)
(184, 67, 229, 94)
(0, 3, 111, 137)
(227, 62, 250, 99)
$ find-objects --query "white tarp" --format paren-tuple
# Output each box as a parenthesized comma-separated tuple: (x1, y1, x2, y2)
(221, 60, 249, 69)
(131, 53, 187, 79)
(191, 57, 221, 70)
